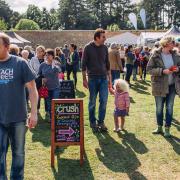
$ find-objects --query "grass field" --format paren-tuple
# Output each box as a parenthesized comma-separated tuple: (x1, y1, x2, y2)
(7, 73, 180, 180)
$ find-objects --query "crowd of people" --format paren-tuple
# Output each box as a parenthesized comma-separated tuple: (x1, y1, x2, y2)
(0, 28, 180, 179)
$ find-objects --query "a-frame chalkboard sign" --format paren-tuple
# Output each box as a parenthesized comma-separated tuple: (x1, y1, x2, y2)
(51, 99, 84, 167)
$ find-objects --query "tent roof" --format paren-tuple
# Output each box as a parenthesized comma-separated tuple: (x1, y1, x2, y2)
(164, 26, 180, 37)
(0, 31, 23, 44)
(6, 31, 31, 44)
(106, 32, 139, 44)
(140, 32, 165, 40)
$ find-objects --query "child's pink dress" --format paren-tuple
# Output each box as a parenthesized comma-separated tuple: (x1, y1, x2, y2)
(114, 91, 130, 117)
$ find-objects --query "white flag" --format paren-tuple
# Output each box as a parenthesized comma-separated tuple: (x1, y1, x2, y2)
(140, 9, 146, 29)
(128, 13, 137, 30)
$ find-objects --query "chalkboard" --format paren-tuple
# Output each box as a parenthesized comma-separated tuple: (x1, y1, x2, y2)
(54, 103, 80, 142)
(59, 80, 75, 99)
(51, 99, 84, 167)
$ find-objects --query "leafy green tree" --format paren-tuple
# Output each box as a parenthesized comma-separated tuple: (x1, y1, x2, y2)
(26, 5, 42, 25)
(0, 0, 12, 28)
(58, 0, 94, 29)
(9, 12, 21, 29)
(15, 19, 40, 30)
(40, 8, 51, 29)
(49, 8, 60, 30)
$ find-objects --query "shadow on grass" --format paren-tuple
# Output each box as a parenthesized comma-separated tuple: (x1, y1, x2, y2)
(164, 135, 180, 155)
(52, 152, 94, 180)
(131, 82, 151, 95)
(130, 97, 136, 103)
(119, 130, 148, 154)
(94, 131, 148, 180)
(137, 80, 151, 87)
(75, 88, 86, 98)
(172, 119, 180, 131)
(31, 113, 51, 147)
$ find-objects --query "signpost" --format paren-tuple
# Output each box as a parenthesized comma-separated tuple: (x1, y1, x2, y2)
(51, 99, 84, 167)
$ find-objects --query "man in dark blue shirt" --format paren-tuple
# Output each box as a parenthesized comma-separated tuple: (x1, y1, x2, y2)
(0, 33, 38, 180)
(82, 28, 111, 132)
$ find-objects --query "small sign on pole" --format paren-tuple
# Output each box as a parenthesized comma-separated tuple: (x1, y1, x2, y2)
(51, 99, 84, 167)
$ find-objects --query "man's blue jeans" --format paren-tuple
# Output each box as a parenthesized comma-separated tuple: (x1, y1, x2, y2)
(0, 121, 27, 180)
(155, 85, 176, 127)
(111, 70, 120, 85)
(88, 76, 108, 126)
(125, 64, 133, 83)
(47, 88, 60, 120)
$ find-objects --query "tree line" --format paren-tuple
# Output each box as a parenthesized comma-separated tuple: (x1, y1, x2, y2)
(0, 0, 179, 30)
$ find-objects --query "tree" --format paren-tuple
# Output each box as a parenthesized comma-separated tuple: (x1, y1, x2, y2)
(9, 12, 21, 29)
(138, 0, 180, 29)
(15, 19, 40, 30)
(0, 18, 7, 30)
(40, 8, 51, 29)
(49, 8, 60, 30)
(26, 5, 42, 25)
(0, 0, 13, 28)
(58, 0, 94, 29)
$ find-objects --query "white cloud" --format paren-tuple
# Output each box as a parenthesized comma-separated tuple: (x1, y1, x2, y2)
(6, 0, 59, 13)
(6, 0, 140, 13)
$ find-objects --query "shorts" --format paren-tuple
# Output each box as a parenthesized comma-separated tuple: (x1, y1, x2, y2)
(114, 108, 127, 117)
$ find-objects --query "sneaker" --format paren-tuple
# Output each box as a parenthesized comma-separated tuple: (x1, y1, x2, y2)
(164, 127, 171, 138)
(98, 123, 108, 132)
(90, 123, 99, 133)
(152, 126, 163, 134)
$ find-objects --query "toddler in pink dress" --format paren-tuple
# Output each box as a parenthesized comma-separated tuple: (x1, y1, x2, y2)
(109, 79, 130, 132)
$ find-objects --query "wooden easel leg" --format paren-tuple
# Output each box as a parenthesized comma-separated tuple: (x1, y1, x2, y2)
(80, 144, 84, 166)
(51, 145, 55, 167)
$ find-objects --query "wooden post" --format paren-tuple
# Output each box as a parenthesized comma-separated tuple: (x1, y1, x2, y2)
(80, 100, 84, 166)
(51, 101, 55, 167)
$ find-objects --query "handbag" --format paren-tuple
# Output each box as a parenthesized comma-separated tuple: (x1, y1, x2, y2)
(38, 86, 49, 98)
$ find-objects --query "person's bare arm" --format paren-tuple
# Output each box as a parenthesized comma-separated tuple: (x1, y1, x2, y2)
(82, 71, 88, 89)
(82, 46, 88, 89)
(26, 80, 38, 129)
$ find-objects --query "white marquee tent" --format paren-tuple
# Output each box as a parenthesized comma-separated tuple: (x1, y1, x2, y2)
(163, 26, 180, 37)
(106, 32, 139, 45)
(137, 26, 180, 47)
(137, 32, 165, 47)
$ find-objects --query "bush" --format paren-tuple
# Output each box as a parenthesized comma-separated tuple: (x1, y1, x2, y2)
(0, 18, 7, 30)
(107, 24, 120, 31)
(15, 18, 40, 30)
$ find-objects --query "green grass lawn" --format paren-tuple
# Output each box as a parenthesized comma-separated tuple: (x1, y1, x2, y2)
(7, 73, 180, 180)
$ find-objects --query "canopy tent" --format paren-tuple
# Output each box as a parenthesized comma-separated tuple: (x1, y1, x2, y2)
(137, 32, 165, 47)
(106, 32, 139, 45)
(0, 31, 23, 45)
(5, 31, 31, 46)
(163, 26, 180, 37)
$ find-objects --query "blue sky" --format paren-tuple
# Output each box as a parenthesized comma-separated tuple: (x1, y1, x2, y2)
(6, 0, 140, 13)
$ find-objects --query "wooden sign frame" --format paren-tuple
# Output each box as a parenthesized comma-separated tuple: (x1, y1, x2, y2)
(51, 99, 84, 167)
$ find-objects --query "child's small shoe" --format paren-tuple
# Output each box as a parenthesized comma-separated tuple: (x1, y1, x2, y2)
(114, 128, 124, 132)
(118, 128, 125, 131)
(113, 128, 119, 132)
